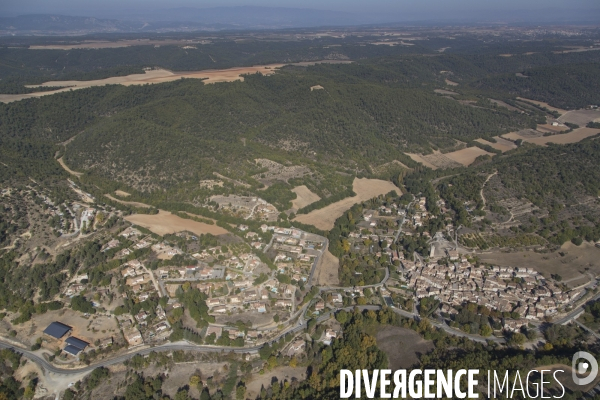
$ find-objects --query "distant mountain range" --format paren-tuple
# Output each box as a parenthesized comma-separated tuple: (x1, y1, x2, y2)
(0, 7, 372, 35)
(1, 6, 599, 36)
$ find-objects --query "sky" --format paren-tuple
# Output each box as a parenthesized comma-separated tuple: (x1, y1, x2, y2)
(1, 0, 599, 22)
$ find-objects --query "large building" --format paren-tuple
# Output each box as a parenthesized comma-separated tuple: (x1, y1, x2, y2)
(43, 322, 72, 340)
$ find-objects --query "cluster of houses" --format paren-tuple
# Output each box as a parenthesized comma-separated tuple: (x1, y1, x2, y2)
(402, 257, 582, 325)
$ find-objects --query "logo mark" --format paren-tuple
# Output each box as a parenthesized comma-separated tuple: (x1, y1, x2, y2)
(572, 351, 598, 386)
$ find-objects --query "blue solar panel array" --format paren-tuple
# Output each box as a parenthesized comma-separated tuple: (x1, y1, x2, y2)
(42, 322, 71, 339)
(63, 345, 82, 355)
(65, 336, 89, 350)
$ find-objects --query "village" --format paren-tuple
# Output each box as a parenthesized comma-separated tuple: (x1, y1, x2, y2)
(340, 194, 589, 333)
(47, 220, 334, 357)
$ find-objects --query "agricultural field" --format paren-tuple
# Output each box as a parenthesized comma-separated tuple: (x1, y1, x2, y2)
(558, 109, 600, 126)
(516, 97, 568, 114)
(504, 127, 600, 146)
(443, 146, 494, 166)
(475, 137, 517, 152)
(477, 241, 600, 286)
(290, 185, 321, 211)
(124, 210, 228, 236)
(293, 178, 401, 230)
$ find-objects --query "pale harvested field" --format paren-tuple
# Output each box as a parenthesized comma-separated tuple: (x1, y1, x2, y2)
(558, 109, 600, 126)
(105, 194, 152, 208)
(125, 210, 228, 236)
(57, 157, 82, 177)
(0, 61, 352, 103)
(516, 97, 567, 114)
(505, 127, 600, 146)
(477, 242, 600, 286)
(475, 137, 517, 152)
(444, 146, 494, 166)
(246, 366, 306, 400)
(405, 153, 438, 170)
(407, 150, 463, 170)
(314, 250, 340, 286)
(293, 178, 401, 230)
(291, 185, 321, 210)
(114, 190, 131, 197)
(502, 131, 528, 141)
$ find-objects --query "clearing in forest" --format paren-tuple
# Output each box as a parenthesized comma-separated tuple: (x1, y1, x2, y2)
(443, 147, 494, 166)
(503, 127, 600, 146)
(475, 137, 517, 152)
(293, 178, 401, 230)
(104, 194, 152, 208)
(313, 250, 340, 286)
(125, 210, 228, 236)
(516, 97, 568, 114)
(291, 185, 321, 210)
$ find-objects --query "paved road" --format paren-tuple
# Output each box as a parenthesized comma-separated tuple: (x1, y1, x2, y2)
(553, 290, 600, 326)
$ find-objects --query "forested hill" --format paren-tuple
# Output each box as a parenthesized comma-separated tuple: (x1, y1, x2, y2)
(1, 63, 531, 191)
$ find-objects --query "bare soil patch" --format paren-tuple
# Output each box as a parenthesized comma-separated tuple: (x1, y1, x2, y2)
(376, 326, 434, 369)
(125, 210, 228, 236)
(104, 194, 152, 208)
(214, 311, 275, 327)
(246, 366, 306, 399)
(477, 241, 600, 286)
(114, 190, 131, 197)
(57, 157, 83, 178)
(291, 185, 321, 211)
(445, 79, 459, 86)
(475, 137, 516, 152)
(293, 178, 401, 230)
(313, 250, 340, 286)
(434, 89, 458, 95)
(444, 147, 494, 166)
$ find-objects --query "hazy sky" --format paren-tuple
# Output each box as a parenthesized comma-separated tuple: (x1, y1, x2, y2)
(1, 0, 599, 20)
